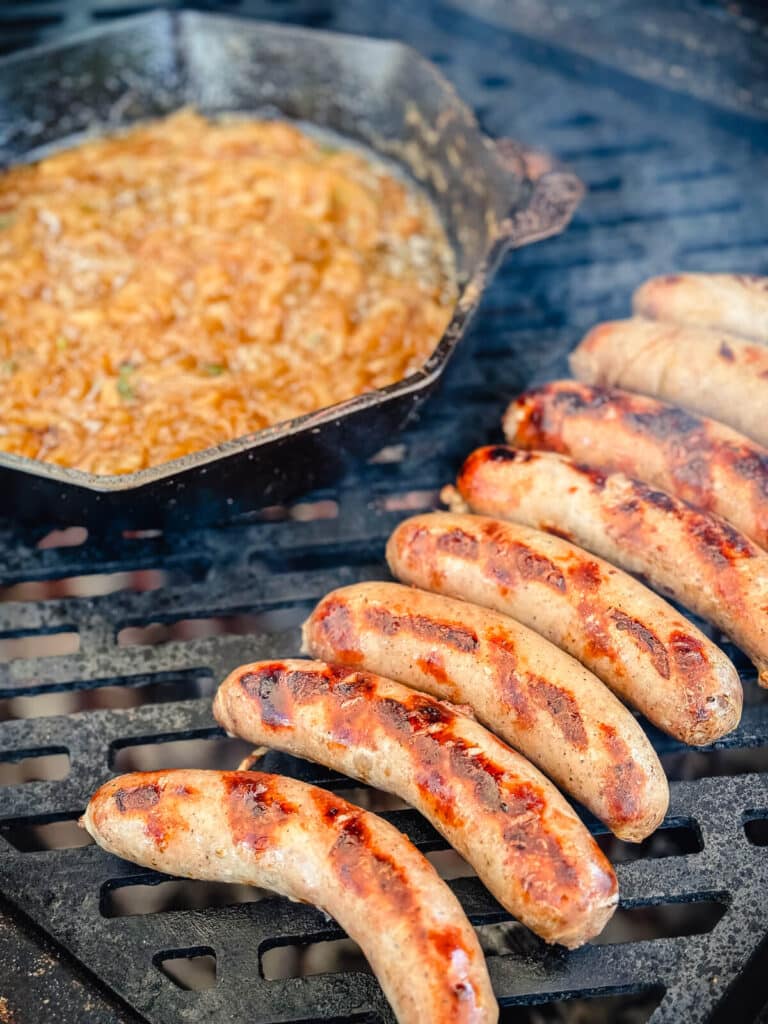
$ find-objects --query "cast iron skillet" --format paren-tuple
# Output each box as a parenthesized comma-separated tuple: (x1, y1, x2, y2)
(0, 10, 583, 527)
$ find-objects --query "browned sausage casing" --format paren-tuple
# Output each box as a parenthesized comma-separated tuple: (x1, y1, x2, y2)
(82, 769, 497, 1024)
(634, 273, 768, 343)
(570, 318, 768, 447)
(302, 582, 669, 842)
(455, 445, 768, 685)
(505, 380, 768, 552)
(386, 512, 741, 745)
(214, 658, 618, 948)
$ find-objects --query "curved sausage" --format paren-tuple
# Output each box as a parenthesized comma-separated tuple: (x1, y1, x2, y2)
(386, 512, 741, 745)
(570, 318, 768, 447)
(82, 769, 497, 1024)
(455, 445, 768, 685)
(634, 273, 768, 343)
(214, 658, 618, 948)
(302, 582, 669, 842)
(505, 380, 768, 552)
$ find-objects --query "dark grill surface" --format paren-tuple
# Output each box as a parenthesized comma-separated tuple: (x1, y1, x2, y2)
(1, 3, 768, 1023)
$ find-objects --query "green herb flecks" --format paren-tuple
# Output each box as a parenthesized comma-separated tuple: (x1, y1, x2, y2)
(117, 363, 137, 401)
(1, 359, 17, 374)
(0, 213, 15, 230)
(201, 363, 226, 376)
(56, 337, 68, 351)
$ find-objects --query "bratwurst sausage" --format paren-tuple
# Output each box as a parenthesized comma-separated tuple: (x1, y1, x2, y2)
(82, 769, 497, 1024)
(570, 318, 768, 447)
(214, 658, 618, 948)
(634, 273, 768, 343)
(387, 512, 741, 745)
(505, 380, 768, 552)
(302, 582, 668, 841)
(455, 445, 768, 684)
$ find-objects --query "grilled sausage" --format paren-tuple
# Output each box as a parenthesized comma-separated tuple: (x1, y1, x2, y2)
(505, 380, 768, 552)
(386, 512, 741, 745)
(634, 273, 768, 343)
(302, 583, 668, 841)
(214, 658, 619, 948)
(82, 769, 497, 1024)
(570, 318, 768, 447)
(455, 445, 768, 685)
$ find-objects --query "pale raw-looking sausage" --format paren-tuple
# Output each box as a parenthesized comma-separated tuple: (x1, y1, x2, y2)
(570, 318, 768, 447)
(454, 445, 768, 685)
(633, 273, 768, 343)
(505, 380, 768, 553)
(214, 658, 618, 948)
(386, 512, 741, 745)
(302, 582, 669, 842)
(82, 769, 497, 1024)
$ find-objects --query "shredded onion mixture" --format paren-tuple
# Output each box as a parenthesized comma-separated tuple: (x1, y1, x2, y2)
(0, 110, 456, 474)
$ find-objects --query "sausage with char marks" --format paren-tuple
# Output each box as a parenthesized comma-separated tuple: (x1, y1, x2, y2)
(82, 769, 498, 1024)
(386, 512, 741, 745)
(505, 380, 768, 553)
(302, 582, 669, 842)
(454, 445, 768, 685)
(214, 658, 619, 948)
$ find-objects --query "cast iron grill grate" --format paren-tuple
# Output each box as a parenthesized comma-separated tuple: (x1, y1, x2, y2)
(1, 2, 768, 1022)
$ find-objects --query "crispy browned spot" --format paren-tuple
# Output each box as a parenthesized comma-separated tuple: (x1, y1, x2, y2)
(669, 631, 711, 723)
(114, 784, 160, 813)
(597, 724, 645, 825)
(610, 610, 670, 679)
(571, 462, 607, 489)
(225, 773, 297, 855)
(363, 605, 479, 653)
(327, 808, 414, 913)
(240, 663, 294, 728)
(686, 512, 756, 566)
(417, 651, 450, 685)
(568, 559, 602, 591)
(719, 341, 735, 361)
(485, 629, 533, 729)
(529, 678, 588, 749)
(313, 597, 363, 664)
(436, 527, 479, 560)
(482, 523, 567, 593)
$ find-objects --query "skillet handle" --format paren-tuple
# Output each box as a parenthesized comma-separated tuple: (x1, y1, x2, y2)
(494, 138, 584, 249)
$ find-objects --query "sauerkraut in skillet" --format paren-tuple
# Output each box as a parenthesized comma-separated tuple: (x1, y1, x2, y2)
(0, 110, 456, 474)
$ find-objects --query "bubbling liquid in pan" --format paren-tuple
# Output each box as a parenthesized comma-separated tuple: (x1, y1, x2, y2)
(0, 109, 457, 474)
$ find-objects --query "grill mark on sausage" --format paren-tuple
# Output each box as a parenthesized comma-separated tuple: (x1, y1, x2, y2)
(240, 664, 293, 728)
(328, 811, 413, 913)
(417, 651, 450, 685)
(567, 559, 602, 591)
(733, 449, 768, 499)
(485, 630, 534, 729)
(487, 445, 532, 463)
(610, 610, 670, 679)
(571, 462, 607, 489)
(313, 597, 363, 664)
(114, 784, 160, 813)
(363, 605, 479, 653)
(481, 522, 567, 593)
(225, 773, 297, 854)
(529, 678, 588, 750)
(597, 724, 645, 825)
(669, 631, 711, 723)
(436, 528, 479, 560)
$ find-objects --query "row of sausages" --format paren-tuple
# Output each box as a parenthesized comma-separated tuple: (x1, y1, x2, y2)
(81, 271, 765, 1024)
